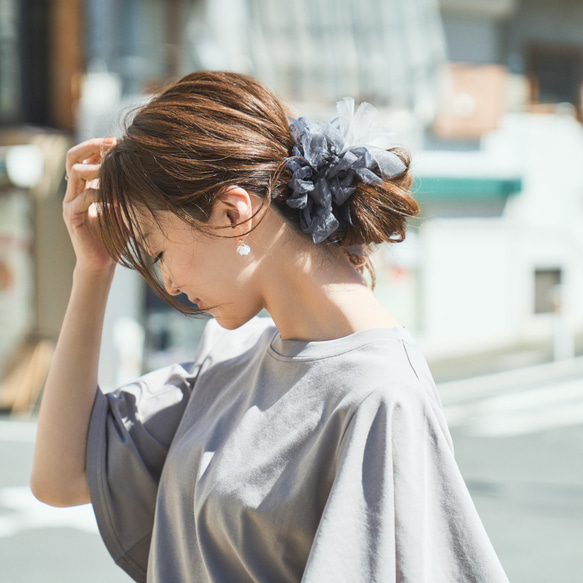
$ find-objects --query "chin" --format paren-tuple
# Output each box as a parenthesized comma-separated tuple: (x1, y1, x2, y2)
(212, 306, 263, 330)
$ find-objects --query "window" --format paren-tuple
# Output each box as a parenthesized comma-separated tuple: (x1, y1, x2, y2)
(534, 268, 562, 314)
(527, 44, 583, 117)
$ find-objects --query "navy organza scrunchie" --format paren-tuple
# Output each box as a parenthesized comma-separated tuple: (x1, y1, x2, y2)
(283, 99, 406, 244)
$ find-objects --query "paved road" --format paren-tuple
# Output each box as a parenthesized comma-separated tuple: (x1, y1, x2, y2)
(1, 358, 582, 582)
(441, 358, 583, 583)
(0, 420, 131, 582)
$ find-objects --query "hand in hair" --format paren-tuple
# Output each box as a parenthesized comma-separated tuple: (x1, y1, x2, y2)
(31, 137, 119, 508)
(63, 137, 117, 275)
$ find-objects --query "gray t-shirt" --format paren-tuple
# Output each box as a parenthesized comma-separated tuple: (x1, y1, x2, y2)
(87, 317, 508, 583)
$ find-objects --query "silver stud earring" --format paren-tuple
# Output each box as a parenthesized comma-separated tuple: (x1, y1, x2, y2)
(236, 238, 251, 256)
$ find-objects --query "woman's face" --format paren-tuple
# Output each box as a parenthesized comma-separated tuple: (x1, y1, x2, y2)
(138, 207, 265, 329)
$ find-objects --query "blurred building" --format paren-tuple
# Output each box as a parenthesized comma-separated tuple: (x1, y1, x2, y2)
(0, 0, 83, 411)
(189, 0, 444, 120)
(407, 0, 583, 370)
(2, 0, 583, 405)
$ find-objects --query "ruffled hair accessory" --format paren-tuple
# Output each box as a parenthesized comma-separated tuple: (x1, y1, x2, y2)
(284, 97, 406, 244)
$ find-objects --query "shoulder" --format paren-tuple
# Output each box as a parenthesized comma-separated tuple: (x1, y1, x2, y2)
(303, 329, 452, 446)
(290, 328, 442, 408)
(341, 336, 453, 451)
(268, 325, 448, 428)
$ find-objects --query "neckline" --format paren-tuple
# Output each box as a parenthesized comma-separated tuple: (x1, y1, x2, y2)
(268, 326, 414, 361)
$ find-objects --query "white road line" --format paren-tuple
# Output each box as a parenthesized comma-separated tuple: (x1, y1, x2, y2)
(443, 377, 583, 436)
(439, 355, 583, 403)
(462, 402, 583, 437)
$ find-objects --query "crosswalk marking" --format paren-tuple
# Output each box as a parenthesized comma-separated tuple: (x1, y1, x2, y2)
(441, 376, 583, 437)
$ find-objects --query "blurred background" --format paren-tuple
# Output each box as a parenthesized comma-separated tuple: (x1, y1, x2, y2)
(1, 0, 582, 581)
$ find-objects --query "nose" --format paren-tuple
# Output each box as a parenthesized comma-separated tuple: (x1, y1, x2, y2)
(160, 265, 181, 296)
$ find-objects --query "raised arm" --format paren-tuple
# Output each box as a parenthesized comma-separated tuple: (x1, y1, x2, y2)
(31, 138, 117, 507)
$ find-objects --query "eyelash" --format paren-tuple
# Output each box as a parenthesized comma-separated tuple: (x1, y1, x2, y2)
(153, 252, 163, 265)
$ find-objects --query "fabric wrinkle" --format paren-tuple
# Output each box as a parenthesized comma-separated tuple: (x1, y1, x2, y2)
(86, 316, 509, 583)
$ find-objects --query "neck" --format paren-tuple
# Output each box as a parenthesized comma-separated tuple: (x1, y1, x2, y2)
(254, 219, 400, 341)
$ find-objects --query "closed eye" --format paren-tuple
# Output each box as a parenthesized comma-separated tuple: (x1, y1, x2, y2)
(153, 252, 163, 264)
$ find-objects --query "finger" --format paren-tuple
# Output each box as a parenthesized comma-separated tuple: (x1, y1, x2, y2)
(66, 198, 114, 228)
(64, 163, 101, 202)
(86, 177, 100, 191)
(64, 188, 100, 219)
(66, 137, 116, 176)
(83, 152, 104, 165)
(65, 188, 114, 216)
(87, 202, 100, 220)
(84, 137, 122, 164)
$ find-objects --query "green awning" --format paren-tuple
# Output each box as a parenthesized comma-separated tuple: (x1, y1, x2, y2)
(414, 176, 522, 200)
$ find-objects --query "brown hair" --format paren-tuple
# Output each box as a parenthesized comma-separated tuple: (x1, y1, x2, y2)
(97, 70, 419, 314)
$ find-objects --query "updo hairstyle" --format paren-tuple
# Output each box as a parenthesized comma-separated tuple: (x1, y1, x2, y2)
(98, 71, 418, 315)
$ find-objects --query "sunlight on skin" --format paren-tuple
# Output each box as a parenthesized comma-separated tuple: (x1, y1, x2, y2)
(101, 186, 401, 339)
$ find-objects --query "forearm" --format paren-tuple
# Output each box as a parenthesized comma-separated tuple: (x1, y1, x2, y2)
(31, 265, 115, 506)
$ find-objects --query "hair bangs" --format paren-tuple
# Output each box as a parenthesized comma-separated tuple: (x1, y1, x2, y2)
(97, 146, 206, 316)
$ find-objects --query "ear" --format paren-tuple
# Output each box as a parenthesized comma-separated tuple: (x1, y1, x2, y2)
(211, 186, 254, 230)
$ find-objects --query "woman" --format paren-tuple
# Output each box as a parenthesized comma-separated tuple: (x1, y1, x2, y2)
(31, 71, 508, 582)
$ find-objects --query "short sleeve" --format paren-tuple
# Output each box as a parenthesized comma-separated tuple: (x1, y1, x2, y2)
(300, 383, 509, 583)
(86, 362, 197, 582)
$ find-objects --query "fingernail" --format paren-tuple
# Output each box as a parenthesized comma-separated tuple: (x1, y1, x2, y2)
(103, 137, 116, 145)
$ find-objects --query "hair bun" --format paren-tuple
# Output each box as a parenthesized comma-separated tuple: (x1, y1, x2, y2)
(342, 147, 418, 248)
